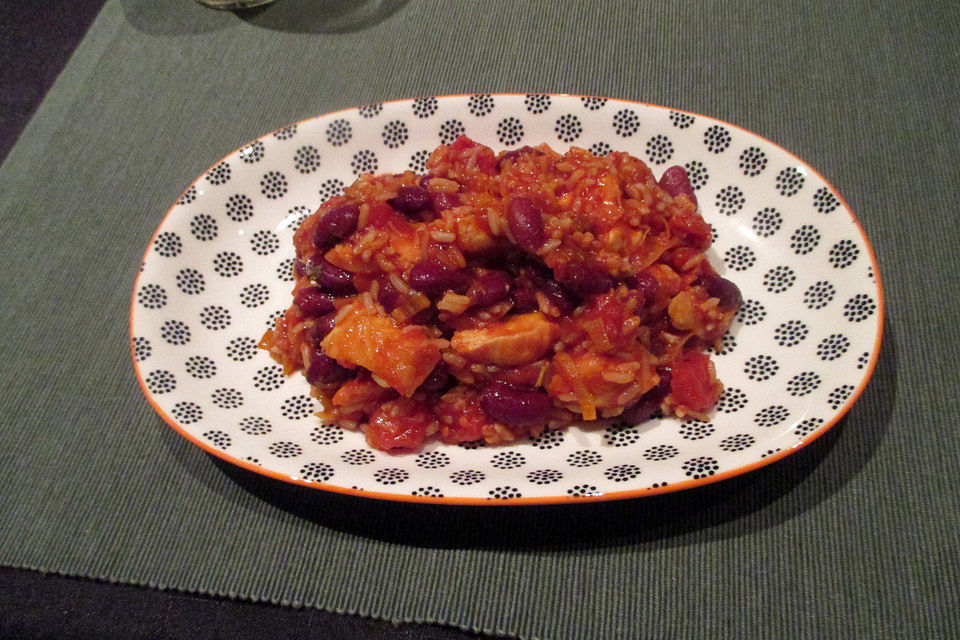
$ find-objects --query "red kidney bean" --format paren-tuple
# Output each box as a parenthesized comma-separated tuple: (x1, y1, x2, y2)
(468, 270, 511, 306)
(306, 312, 338, 345)
(432, 192, 461, 213)
(293, 286, 334, 318)
(626, 271, 659, 301)
(620, 368, 672, 424)
(407, 306, 435, 325)
(541, 280, 577, 315)
(313, 204, 359, 248)
(507, 197, 546, 253)
(697, 273, 742, 311)
(418, 362, 452, 394)
(408, 259, 471, 299)
(509, 280, 539, 312)
(480, 381, 551, 427)
(496, 146, 542, 170)
(375, 276, 400, 311)
(309, 257, 355, 296)
(658, 166, 697, 206)
(555, 260, 613, 296)
(306, 351, 354, 386)
(389, 186, 433, 215)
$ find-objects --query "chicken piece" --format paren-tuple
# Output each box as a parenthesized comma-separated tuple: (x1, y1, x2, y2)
(321, 302, 441, 397)
(547, 348, 658, 420)
(449, 312, 558, 366)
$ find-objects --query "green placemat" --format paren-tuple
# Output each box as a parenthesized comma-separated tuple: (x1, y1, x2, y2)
(2, 1, 959, 638)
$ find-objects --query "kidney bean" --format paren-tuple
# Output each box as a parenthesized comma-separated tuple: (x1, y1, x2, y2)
(418, 362, 452, 394)
(496, 146, 542, 170)
(306, 312, 338, 345)
(556, 260, 614, 296)
(313, 204, 359, 248)
(407, 306, 435, 325)
(306, 351, 354, 386)
(408, 259, 471, 299)
(658, 166, 697, 206)
(309, 257, 355, 296)
(432, 192, 461, 213)
(389, 186, 433, 215)
(541, 280, 577, 315)
(375, 276, 400, 311)
(507, 197, 546, 253)
(480, 381, 551, 427)
(626, 271, 660, 301)
(620, 368, 672, 424)
(293, 286, 334, 318)
(509, 280, 539, 312)
(697, 273, 742, 311)
(468, 270, 511, 306)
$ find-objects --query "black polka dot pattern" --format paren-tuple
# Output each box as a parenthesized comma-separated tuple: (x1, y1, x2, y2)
(253, 365, 283, 391)
(580, 96, 607, 110)
(154, 232, 183, 257)
(843, 294, 876, 322)
(350, 149, 378, 175)
(813, 187, 840, 214)
(754, 405, 789, 427)
(250, 229, 280, 256)
(719, 433, 755, 452)
(566, 450, 602, 467)
(790, 224, 821, 255)
(488, 486, 522, 499)
(817, 333, 850, 360)
(213, 251, 243, 277)
(786, 371, 821, 396)
(763, 265, 796, 293)
(381, 120, 409, 148)
(178, 186, 198, 205)
(276, 257, 295, 282)
(145, 369, 176, 394)
(411, 486, 443, 498)
(752, 207, 783, 237)
(172, 401, 203, 424)
(723, 245, 757, 271)
(240, 140, 264, 163)
(490, 451, 526, 469)
(803, 281, 836, 310)
(704, 125, 731, 153)
(669, 111, 695, 128)
(716, 387, 747, 413)
(185, 355, 217, 379)
(176, 269, 205, 295)
(207, 162, 231, 186)
(531, 429, 565, 449)
(739, 147, 768, 176)
(525, 94, 551, 114)
(294, 145, 321, 173)
(715, 185, 745, 216)
(682, 456, 719, 479)
(358, 103, 382, 118)
(281, 395, 315, 420)
(450, 469, 485, 485)
(225, 194, 254, 222)
(829, 239, 860, 268)
(132, 336, 151, 362)
(239, 416, 272, 435)
(645, 134, 674, 164)
(643, 444, 679, 461)
(341, 449, 375, 464)
(269, 441, 302, 458)
(497, 117, 524, 146)
(299, 462, 334, 483)
(526, 469, 563, 485)
(239, 283, 270, 308)
(160, 320, 191, 345)
(190, 213, 218, 241)
(612, 109, 640, 136)
(326, 119, 352, 146)
(776, 167, 805, 196)
(744, 355, 779, 381)
(203, 430, 231, 449)
(439, 119, 465, 144)
(412, 96, 438, 118)
(827, 385, 855, 410)
(603, 423, 642, 446)
(604, 464, 641, 482)
(679, 421, 715, 440)
(272, 124, 297, 140)
(374, 468, 409, 485)
(408, 149, 430, 173)
(736, 299, 767, 325)
(211, 387, 243, 409)
(260, 171, 288, 199)
(415, 451, 450, 469)
(774, 320, 809, 347)
(311, 424, 344, 445)
(554, 113, 583, 142)
(468, 94, 495, 117)
(137, 284, 167, 309)
(225, 336, 257, 361)
(589, 141, 612, 157)
(318, 178, 344, 201)
(684, 160, 708, 189)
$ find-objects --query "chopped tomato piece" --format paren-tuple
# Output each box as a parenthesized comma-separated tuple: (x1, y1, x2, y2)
(668, 351, 720, 413)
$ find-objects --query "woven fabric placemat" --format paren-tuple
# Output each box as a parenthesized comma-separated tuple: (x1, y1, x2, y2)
(1, 2, 958, 638)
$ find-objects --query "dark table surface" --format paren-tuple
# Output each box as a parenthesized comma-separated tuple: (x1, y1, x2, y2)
(0, 5, 474, 638)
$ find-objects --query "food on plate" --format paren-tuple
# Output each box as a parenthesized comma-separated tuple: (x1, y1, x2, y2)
(259, 136, 740, 451)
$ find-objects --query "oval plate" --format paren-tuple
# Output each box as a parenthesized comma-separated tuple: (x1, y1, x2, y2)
(130, 94, 883, 505)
